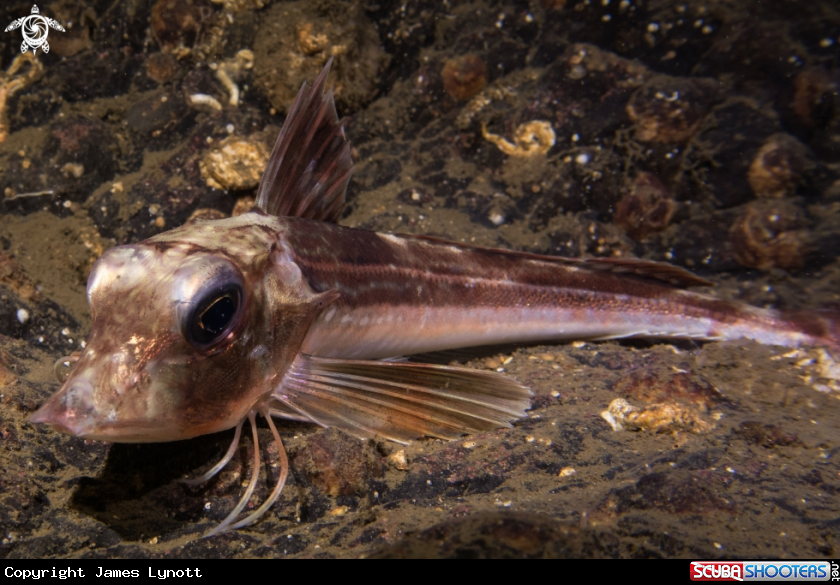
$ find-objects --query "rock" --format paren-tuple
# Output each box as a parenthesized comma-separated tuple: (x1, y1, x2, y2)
(369, 512, 615, 559)
(199, 136, 269, 191)
(291, 428, 383, 497)
(253, 0, 386, 115)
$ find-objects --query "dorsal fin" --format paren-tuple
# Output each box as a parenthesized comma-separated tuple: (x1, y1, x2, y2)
(255, 58, 353, 222)
(574, 256, 714, 288)
(401, 234, 714, 289)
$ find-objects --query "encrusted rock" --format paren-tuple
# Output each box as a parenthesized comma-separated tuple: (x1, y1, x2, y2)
(253, 0, 386, 114)
(291, 428, 383, 497)
(482, 121, 556, 156)
(600, 398, 714, 434)
(199, 136, 269, 191)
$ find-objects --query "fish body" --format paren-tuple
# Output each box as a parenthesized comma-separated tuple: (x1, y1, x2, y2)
(30, 61, 840, 534)
(285, 217, 836, 360)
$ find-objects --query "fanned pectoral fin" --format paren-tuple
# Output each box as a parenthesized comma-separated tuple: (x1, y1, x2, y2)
(270, 355, 532, 444)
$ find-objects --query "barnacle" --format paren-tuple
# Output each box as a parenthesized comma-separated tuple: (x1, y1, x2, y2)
(792, 68, 837, 128)
(747, 133, 813, 199)
(626, 76, 715, 143)
(614, 172, 675, 240)
(482, 120, 556, 156)
(441, 54, 487, 101)
(729, 200, 813, 270)
(0, 53, 42, 143)
(146, 52, 180, 84)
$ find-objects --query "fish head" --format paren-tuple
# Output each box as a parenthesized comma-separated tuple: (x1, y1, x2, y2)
(31, 214, 333, 442)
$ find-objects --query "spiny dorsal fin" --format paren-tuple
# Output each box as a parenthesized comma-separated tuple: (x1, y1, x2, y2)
(400, 234, 713, 289)
(255, 58, 353, 222)
(270, 355, 532, 445)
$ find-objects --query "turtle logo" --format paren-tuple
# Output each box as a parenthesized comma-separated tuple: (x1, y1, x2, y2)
(5, 5, 65, 55)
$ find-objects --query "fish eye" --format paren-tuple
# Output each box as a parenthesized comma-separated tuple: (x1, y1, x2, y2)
(184, 283, 243, 349)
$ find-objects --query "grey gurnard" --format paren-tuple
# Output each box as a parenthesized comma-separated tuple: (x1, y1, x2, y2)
(31, 61, 840, 536)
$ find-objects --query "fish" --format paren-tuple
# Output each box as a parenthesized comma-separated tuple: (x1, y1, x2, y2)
(30, 61, 840, 537)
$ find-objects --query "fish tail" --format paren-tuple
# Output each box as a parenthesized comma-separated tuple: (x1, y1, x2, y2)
(781, 308, 840, 356)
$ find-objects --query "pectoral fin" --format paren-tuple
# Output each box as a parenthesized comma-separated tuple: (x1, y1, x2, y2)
(270, 355, 532, 444)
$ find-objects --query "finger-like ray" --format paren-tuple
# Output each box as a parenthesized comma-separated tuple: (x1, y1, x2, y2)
(205, 412, 260, 538)
(183, 418, 244, 486)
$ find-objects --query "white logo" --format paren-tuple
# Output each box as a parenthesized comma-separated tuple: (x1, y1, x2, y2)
(4, 5, 65, 55)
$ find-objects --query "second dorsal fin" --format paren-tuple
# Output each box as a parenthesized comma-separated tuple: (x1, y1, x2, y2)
(401, 234, 714, 289)
(255, 58, 353, 222)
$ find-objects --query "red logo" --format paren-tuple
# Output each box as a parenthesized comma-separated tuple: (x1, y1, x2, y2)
(691, 563, 744, 582)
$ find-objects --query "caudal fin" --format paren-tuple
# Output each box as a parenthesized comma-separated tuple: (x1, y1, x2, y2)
(782, 308, 840, 355)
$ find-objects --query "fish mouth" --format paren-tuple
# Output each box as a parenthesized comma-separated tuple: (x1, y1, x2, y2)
(30, 377, 183, 442)
(30, 378, 98, 437)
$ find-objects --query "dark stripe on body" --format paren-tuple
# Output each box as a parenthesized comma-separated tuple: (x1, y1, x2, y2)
(283, 218, 777, 331)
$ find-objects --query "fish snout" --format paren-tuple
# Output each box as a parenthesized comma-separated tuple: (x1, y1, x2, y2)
(30, 378, 98, 437)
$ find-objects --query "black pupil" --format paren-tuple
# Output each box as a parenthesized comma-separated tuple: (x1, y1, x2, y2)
(199, 295, 236, 336)
(185, 282, 242, 348)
